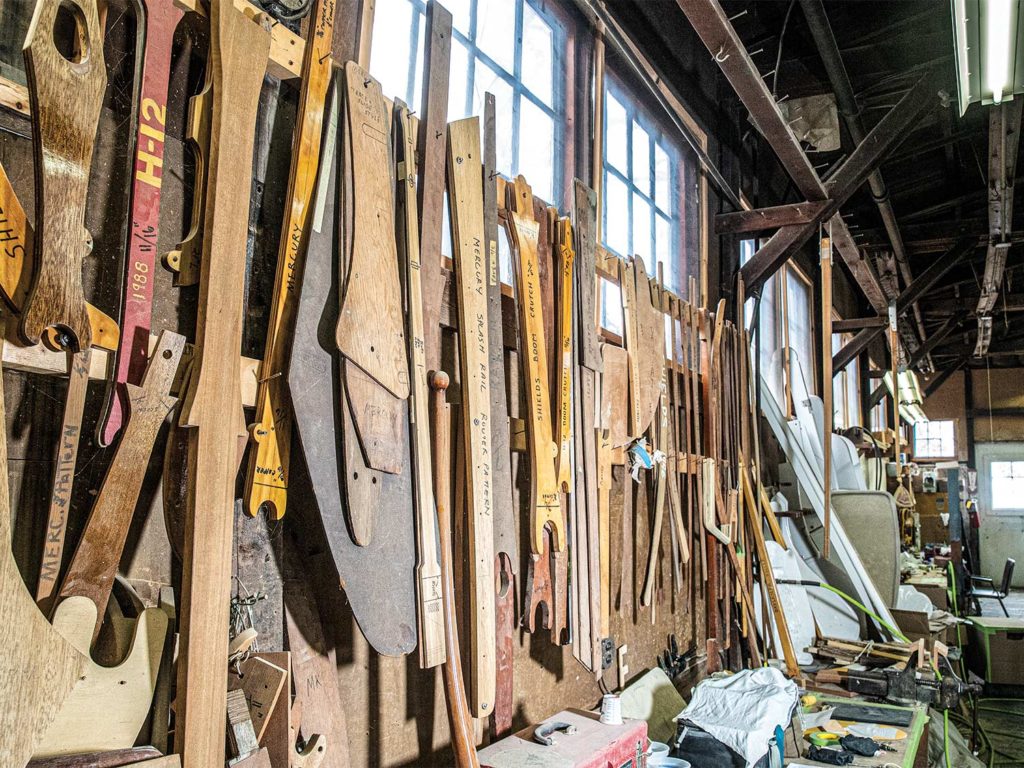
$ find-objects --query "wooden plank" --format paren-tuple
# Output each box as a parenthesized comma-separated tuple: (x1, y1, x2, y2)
(821, 237, 833, 559)
(20, 0, 106, 350)
(573, 181, 602, 371)
(395, 102, 445, 669)
(715, 200, 830, 234)
(447, 117, 496, 718)
(98, 0, 184, 446)
(252, 652, 291, 768)
(505, 176, 563, 555)
(628, 258, 665, 437)
(174, 7, 270, 765)
(27, 748, 166, 767)
(228, 655, 288, 743)
(417, 2, 453, 375)
(555, 217, 575, 491)
(244, 0, 336, 519)
(335, 62, 409, 399)
(57, 331, 184, 640)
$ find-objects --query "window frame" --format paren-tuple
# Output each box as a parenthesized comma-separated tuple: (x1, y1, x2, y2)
(913, 418, 957, 461)
(977, 442, 1024, 516)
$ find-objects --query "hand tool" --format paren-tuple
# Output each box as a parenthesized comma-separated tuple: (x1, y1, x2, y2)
(0, 162, 119, 350)
(98, 0, 184, 447)
(174, 6, 270, 764)
(430, 371, 481, 768)
(289, 70, 416, 657)
(242, 0, 334, 519)
(21, 0, 106, 350)
(35, 349, 90, 613)
(447, 116, 497, 716)
(334, 61, 409, 400)
(396, 102, 445, 669)
(163, 60, 210, 286)
(505, 175, 564, 556)
(57, 331, 184, 640)
(416, 3, 452, 375)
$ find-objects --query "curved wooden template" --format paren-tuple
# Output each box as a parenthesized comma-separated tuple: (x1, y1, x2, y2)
(344, 362, 404, 475)
(0, 162, 119, 351)
(290, 75, 416, 656)
(34, 597, 167, 760)
(628, 257, 664, 438)
(334, 62, 408, 399)
(339, 364, 385, 546)
(21, 0, 107, 350)
(244, 0, 336, 520)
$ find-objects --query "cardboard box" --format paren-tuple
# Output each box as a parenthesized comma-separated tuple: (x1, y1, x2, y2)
(892, 609, 955, 646)
(968, 617, 1024, 685)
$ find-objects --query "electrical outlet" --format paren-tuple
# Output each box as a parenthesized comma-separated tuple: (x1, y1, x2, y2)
(601, 637, 615, 670)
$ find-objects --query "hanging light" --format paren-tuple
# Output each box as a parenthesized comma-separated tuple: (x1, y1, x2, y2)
(883, 370, 928, 424)
(951, 0, 1024, 114)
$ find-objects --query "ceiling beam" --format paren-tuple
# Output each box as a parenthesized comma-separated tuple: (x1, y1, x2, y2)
(715, 200, 831, 234)
(975, 100, 1023, 355)
(674, 0, 885, 312)
(741, 73, 937, 294)
(833, 316, 887, 333)
(907, 316, 957, 369)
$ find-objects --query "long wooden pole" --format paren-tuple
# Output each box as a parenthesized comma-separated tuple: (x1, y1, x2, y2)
(821, 233, 833, 559)
(431, 372, 480, 768)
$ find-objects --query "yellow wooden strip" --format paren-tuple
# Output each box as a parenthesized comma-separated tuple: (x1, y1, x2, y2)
(555, 216, 575, 491)
(447, 118, 496, 717)
(244, 0, 335, 520)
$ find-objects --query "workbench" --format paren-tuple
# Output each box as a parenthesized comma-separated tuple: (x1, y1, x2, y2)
(785, 697, 929, 768)
(904, 568, 949, 611)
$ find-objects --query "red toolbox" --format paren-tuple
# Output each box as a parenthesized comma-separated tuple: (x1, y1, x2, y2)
(478, 708, 648, 768)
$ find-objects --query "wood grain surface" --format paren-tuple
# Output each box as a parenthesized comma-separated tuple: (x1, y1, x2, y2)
(57, 331, 184, 639)
(27, 747, 165, 767)
(244, 0, 335, 520)
(227, 655, 288, 743)
(335, 61, 408, 399)
(396, 103, 445, 669)
(554, 217, 574, 491)
(21, 0, 106, 350)
(174, 6, 270, 765)
(447, 117, 496, 717)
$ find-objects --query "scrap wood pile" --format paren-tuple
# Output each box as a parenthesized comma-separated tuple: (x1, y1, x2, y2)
(810, 637, 920, 685)
(0, 0, 802, 766)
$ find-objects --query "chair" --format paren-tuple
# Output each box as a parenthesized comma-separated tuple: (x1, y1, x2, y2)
(971, 559, 1016, 617)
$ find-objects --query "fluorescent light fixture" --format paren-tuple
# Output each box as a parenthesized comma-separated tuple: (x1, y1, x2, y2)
(952, 0, 1024, 114)
(882, 370, 928, 425)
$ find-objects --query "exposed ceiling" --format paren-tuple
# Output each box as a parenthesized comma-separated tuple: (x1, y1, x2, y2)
(614, 0, 1023, 369)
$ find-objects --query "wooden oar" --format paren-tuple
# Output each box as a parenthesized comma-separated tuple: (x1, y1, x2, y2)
(447, 117, 496, 717)
(243, 0, 335, 520)
(395, 102, 445, 669)
(97, 0, 184, 446)
(175, 6, 270, 764)
(0, 163, 118, 350)
(21, 0, 106, 350)
(57, 331, 184, 640)
(431, 372, 481, 768)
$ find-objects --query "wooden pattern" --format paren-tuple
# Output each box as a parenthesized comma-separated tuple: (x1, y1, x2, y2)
(447, 117, 496, 717)
(244, 0, 335, 520)
(430, 373, 481, 768)
(628, 257, 665, 438)
(99, 0, 184, 446)
(335, 62, 408, 399)
(395, 102, 444, 669)
(36, 596, 168, 759)
(505, 176, 563, 555)
(555, 217, 574, 491)
(0, 160, 119, 350)
(493, 551, 515, 739)
(175, 6, 270, 765)
(820, 236, 833, 559)
(21, 0, 106, 350)
(251, 652, 291, 768)
(339, 364, 385, 544)
(228, 655, 288, 743)
(641, 369, 669, 608)
(57, 332, 184, 638)
(27, 747, 166, 767)
(163, 69, 210, 286)
(572, 180, 602, 371)
(416, 3, 452, 375)
(290, 74, 417, 657)
(35, 350, 91, 611)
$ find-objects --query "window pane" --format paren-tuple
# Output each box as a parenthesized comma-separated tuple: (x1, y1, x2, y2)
(448, 39, 471, 121)
(473, 70, 515, 177)
(991, 460, 1024, 510)
(786, 269, 813, 390)
(370, 0, 417, 105)
(632, 121, 651, 196)
(517, 99, 554, 201)
(447, 0, 472, 36)
(521, 2, 553, 106)
(914, 419, 955, 458)
(476, 0, 516, 73)
(656, 213, 672, 290)
(601, 278, 623, 335)
(846, 355, 861, 426)
(654, 142, 671, 211)
(605, 92, 628, 173)
(632, 192, 652, 263)
(604, 171, 629, 256)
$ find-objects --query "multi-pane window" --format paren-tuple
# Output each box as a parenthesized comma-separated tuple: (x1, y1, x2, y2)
(369, 0, 567, 204)
(741, 239, 777, 383)
(914, 419, 956, 459)
(990, 460, 1024, 510)
(832, 328, 862, 429)
(784, 267, 814, 394)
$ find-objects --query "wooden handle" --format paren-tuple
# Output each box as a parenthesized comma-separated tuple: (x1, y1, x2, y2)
(430, 371, 480, 768)
(21, 0, 107, 350)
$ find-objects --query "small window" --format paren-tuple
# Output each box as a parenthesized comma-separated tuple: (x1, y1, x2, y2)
(991, 460, 1024, 510)
(914, 419, 955, 459)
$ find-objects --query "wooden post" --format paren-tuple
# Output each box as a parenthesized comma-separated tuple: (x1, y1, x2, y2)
(821, 233, 833, 559)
